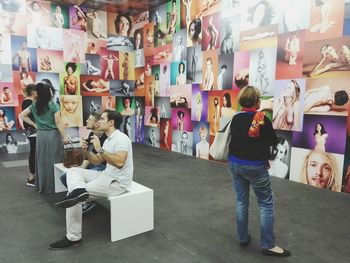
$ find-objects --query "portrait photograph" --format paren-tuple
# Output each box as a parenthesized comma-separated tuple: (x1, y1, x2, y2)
(232, 50, 250, 90)
(60, 62, 81, 95)
(171, 130, 193, 156)
(69, 5, 88, 31)
(170, 84, 192, 108)
(201, 12, 221, 51)
(11, 36, 37, 72)
(109, 80, 134, 97)
(303, 36, 350, 78)
(304, 76, 350, 116)
(239, 24, 278, 51)
(160, 118, 172, 151)
(0, 131, 29, 154)
(172, 29, 187, 62)
(12, 70, 36, 96)
(275, 30, 305, 80)
(208, 91, 222, 135)
(191, 84, 208, 122)
(159, 63, 170, 96)
(152, 44, 173, 65)
(37, 49, 64, 73)
(86, 9, 107, 40)
(249, 47, 277, 96)
(289, 147, 343, 192)
(220, 16, 240, 55)
(82, 96, 102, 126)
(50, 4, 70, 29)
(272, 78, 305, 132)
(119, 51, 135, 80)
(305, 0, 345, 42)
(144, 126, 160, 148)
(27, 26, 63, 50)
(218, 53, 234, 90)
(63, 29, 86, 63)
(171, 107, 192, 132)
(81, 54, 101, 76)
(0, 82, 18, 107)
(292, 114, 347, 154)
(101, 95, 116, 111)
(121, 115, 135, 142)
(201, 49, 218, 91)
(155, 97, 171, 119)
(80, 75, 110, 97)
(60, 94, 83, 128)
(269, 130, 292, 179)
(186, 44, 203, 84)
(100, 48, 119, 80)
(192, 121, 210, 160)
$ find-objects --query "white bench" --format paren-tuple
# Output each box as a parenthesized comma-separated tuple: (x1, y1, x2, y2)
(53, 163, 154, 242)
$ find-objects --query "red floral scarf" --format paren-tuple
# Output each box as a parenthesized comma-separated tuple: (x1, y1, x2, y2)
(241, 108, 265, 138)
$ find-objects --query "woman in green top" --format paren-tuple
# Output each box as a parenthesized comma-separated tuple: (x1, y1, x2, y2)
(20, 83, 66, 193)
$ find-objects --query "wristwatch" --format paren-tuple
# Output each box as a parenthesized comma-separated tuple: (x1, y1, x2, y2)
(97, 147, 105, 154)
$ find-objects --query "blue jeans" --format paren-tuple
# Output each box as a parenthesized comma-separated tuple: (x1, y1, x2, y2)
(60, 164, 106, 188)
(228, 162, 275, 249)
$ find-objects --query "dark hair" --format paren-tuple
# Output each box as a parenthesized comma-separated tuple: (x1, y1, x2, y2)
(35, 83, 52, 115)
(214, 97, 219, 106)
(85, 80, 94, 89)
(221, 64, 227, 70)
(177, 110, 184, 118)
(124, 116, 131, 137)
(188, 18, 201, 41)
(235, 74, 249, 89)
(150, 107, 159, 122)
(122, 97, 132, 107)
(114, 14, 132, 36)
(66, 62, 77, 73)
(3, 86, 9, 91)
(134, 29, 143, 49)
(6, 133, 17, 145)
(25, 84, 37, 97)
(314, 123, 327, 135)
(104, 110, 123, 129)
(178, 62, 185, 73)
(247, 0, 274, 27)
(223, 93, 232, 107)
(40, 78, 56, 98)
(334, 90, 349, 106)
(271, 137, 289, 160)
(157, 29, 166, 39)
(172, 0, 176, 5)
(155, 73, 159, 80)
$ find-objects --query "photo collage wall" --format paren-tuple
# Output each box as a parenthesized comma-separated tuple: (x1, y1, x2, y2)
(1, 0, 350, 193)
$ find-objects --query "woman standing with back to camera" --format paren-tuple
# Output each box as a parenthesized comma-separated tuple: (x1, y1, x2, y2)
(228, 86, 291, 257)
(19, 83, 67, 193)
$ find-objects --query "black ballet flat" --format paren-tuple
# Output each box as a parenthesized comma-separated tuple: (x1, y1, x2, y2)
(262, 248, 291, 257)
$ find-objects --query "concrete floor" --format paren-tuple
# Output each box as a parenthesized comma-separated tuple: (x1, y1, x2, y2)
(0, 143, 349, 263)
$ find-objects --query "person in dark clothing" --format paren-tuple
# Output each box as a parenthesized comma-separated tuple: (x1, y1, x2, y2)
(228, 85, 291, 257)
(19, 84, 37, 187)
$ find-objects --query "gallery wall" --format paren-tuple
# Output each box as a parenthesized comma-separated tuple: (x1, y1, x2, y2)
(1, 0, 350, 193)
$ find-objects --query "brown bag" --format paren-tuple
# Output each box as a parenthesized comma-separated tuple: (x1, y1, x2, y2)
(63, 143, 84, 168)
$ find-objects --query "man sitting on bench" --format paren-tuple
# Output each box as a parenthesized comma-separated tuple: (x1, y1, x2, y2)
(49, 110, 133, 249)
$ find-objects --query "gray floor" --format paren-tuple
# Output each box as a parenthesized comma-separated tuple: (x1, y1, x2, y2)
(0, 143, 349, 263)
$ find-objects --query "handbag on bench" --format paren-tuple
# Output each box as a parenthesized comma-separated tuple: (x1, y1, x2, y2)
(63, 142, 84, 168)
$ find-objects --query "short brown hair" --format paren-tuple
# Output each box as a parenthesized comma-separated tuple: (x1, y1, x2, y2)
(237, 86, 261, 108)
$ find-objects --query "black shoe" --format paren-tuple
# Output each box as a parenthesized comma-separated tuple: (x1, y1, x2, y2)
(26, 178, 35, 187)
(262, 247, 291, 257)
(239, 235, 251, 247)
(48, 237, 82, 250)
(82, 201, 96, 215)
(55, 188, 89, 208)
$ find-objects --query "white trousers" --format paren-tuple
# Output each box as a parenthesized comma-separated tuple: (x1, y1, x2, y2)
(66, 167, 126, 241)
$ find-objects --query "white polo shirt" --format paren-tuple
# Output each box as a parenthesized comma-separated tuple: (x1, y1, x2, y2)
(101, 129, 133, 189)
